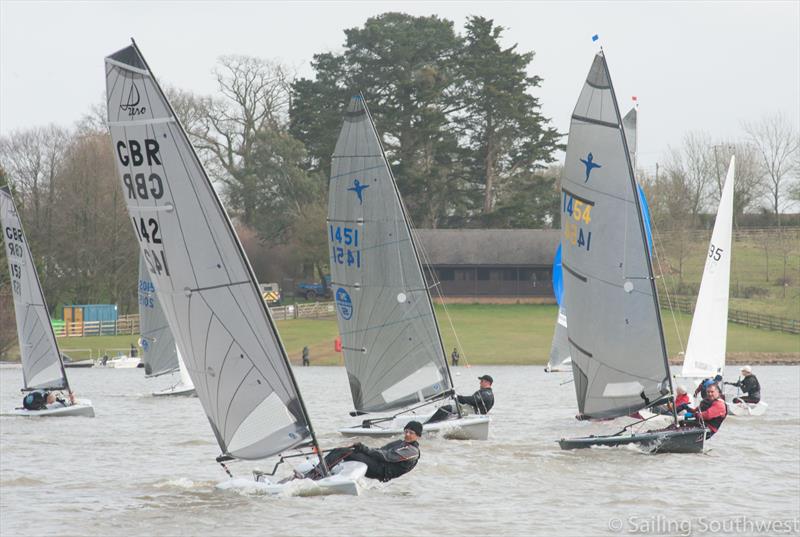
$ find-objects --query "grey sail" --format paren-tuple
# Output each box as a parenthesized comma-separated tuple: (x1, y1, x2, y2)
(328, 95, 453, 413)
(0, 186, 69, 390)
(623, 107, 637, 163)
(547, 306, 571, 371)
(105, 42, 313, 460)
(138, 253, 179, 377)
(561, 53, 671, 419)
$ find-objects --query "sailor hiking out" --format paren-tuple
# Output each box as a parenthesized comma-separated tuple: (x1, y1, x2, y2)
(426, 375, 494, 424)
(683, 383, 727, 438)
(306, 421, 422, 482)
(725, 365, 761, 404)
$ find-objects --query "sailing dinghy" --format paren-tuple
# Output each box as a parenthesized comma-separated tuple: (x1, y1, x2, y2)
(679, 158, 767, 417)
(329, 95, 490, 441)
(137, 254, 196, 396)
(105, 41, 366, 495)
(0, 186, 94, 418)
(557, 51, 707, 453)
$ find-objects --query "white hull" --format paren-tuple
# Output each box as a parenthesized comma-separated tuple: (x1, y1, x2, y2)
(2, 399, 95, 418)
(217, 461, 367, 497)
(63, 359, 94, 368)
(107, 356, 141, 368)
(340, 412, 490, 440)
(727, 400, 768, 417)
(152, 382, 196, 397)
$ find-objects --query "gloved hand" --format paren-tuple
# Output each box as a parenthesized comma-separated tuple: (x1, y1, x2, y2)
(676, 403, 690, 412)
(352, 442, 366, 453)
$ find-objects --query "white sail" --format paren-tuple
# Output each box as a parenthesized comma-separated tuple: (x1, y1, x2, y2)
(138, 253, 179, 377)
(0, 186, 68, 390)
(176, 349, 195, 389)
(681, 157, 735, 378)
(106, 42, 316, 461)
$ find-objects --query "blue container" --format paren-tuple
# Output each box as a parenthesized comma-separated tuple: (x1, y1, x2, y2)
(69, 304, 119, 323)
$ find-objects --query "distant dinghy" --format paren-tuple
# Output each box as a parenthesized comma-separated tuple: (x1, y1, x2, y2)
(137, 254, 195, 397)
(0, 187, 94, 418)
(105, 41, 365, 495)
(556, 52, 706, 453)
(328, 95, 489, 440)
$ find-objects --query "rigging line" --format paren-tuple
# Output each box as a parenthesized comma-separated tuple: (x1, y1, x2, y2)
(649, 219, 685, 356)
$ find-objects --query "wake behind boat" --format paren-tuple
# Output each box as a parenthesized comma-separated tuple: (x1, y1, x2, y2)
(0, 187, 95, 418)
(556, 51, 708, 453)
(327, 95, 490, 441)
(105, 40, 364, 496)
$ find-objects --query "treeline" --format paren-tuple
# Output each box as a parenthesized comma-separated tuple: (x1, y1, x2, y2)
(1, 12, 798, 332)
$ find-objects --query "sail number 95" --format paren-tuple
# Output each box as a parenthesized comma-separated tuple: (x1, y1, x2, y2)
(709, 244, 723, 261)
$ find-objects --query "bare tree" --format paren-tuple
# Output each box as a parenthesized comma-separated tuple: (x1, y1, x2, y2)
(662, 131, 714, 226)
(172, 56, 295, 225)
(709, 142, 764, 226)
(744, 114, 799, 220)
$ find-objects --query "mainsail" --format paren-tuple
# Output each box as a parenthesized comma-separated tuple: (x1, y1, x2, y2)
(681, 157, 735, 378)
(105, 42, 317, 461)
(547, 244, 571, 371)
(0, 186, 69, 391)
(327, 95, 453, 413)
(138, 253, 179, 377)
(561, 52, 672, 419)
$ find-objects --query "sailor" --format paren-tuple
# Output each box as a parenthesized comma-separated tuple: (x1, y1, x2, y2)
(302, 346, 310, 367)
(683, 383, 727, 438)
(451, 348, 460, 367)
(45, 391, 70, 409)
(426, 375, 494, 423)
(672, 386, 691, 413)
(725, 365, 761, 404)
(308, 421, 422, 482)
(693, 374, 724, 400)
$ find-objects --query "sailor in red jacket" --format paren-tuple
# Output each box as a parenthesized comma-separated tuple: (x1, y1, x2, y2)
(684, 383, 727, 438)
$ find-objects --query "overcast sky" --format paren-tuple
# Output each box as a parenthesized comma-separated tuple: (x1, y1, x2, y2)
(1, 1, 798, 175)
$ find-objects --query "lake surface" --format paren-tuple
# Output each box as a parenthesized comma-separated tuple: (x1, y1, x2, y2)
(1, 365, 798, 536)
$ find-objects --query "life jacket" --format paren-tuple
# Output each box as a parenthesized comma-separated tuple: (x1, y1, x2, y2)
(23, 390, 47, 411)
(698, 398, 727, 434)
(675, 393, 690, 408)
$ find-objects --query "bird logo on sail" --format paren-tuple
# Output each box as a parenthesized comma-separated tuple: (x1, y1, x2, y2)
(120, 82, 147, 117)
(579, 152, 602, 182)
(347, 179, 369, 205)
(335, 287, 353, 320)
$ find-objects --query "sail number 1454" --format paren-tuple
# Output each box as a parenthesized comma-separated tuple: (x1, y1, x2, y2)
(562, 192, 593, 251)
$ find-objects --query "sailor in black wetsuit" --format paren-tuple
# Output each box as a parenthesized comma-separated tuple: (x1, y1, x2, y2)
(426, 375, 494, 423)
(309, 421, 422, 482)
(725, 365, 761, 403)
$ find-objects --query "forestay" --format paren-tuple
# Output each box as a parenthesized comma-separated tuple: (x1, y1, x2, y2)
(561, 52, 671, 419)
(138, 254, 179, 377)
(681, 157, 735, 378)
(105, 43, 313, 460)
(0, 186, 68, 391)
(327, 95, 452, 413)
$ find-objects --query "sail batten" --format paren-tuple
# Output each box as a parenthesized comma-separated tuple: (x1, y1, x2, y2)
(561, 52, 670, 419)
(106, 42, 315, 461)
(1, 187, 69, 391)
(328, 95, 453, 414)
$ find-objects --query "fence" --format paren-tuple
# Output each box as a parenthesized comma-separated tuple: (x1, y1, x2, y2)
(667, 296, 799, 335)
(53, 314, 140, 338)
(53, 304, 334, 338)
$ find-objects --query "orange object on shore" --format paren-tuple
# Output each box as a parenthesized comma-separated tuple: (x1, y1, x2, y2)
(334, 337, 342, 353)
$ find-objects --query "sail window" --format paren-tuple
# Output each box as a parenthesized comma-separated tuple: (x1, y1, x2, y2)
(602, 381, 645, 398)
(226, 392, 296, 454)
(381, 363, 442, 404)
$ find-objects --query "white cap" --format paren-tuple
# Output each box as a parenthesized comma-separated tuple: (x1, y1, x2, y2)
(741, 365, 752, 373)
(677, 385, 687, 394)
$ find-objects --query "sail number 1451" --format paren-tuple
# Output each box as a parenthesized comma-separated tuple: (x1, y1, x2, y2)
(330, 225, 361, 268)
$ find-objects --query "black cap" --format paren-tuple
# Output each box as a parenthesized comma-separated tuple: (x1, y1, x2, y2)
(478, 374, 493, 384)
(404, 420, 423, 436)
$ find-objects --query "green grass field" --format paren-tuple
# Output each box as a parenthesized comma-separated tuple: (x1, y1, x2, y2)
(45, 304, 798, 366)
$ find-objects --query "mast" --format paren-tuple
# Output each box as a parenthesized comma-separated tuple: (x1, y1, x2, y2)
(358, 95, 460, 415)
(600, 51, 675, 421)
(126, 40, 327, 473)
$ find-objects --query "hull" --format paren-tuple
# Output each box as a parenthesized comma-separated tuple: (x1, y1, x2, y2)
(63, 359, 94, 368)
(152, 383, 196, 397)
(727, 400, 768, 417)
(107, 356, 141, 368)
(340, 413, 490, 441)
(217, 461, 367, 497)
(2, 399, 95, 418)
(559, 426, 707, 454)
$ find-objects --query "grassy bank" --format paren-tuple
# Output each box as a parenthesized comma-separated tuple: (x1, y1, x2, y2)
(31, 304, 796, 366)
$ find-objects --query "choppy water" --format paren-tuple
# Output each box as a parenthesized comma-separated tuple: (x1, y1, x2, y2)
(1, 365, 798, 537)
